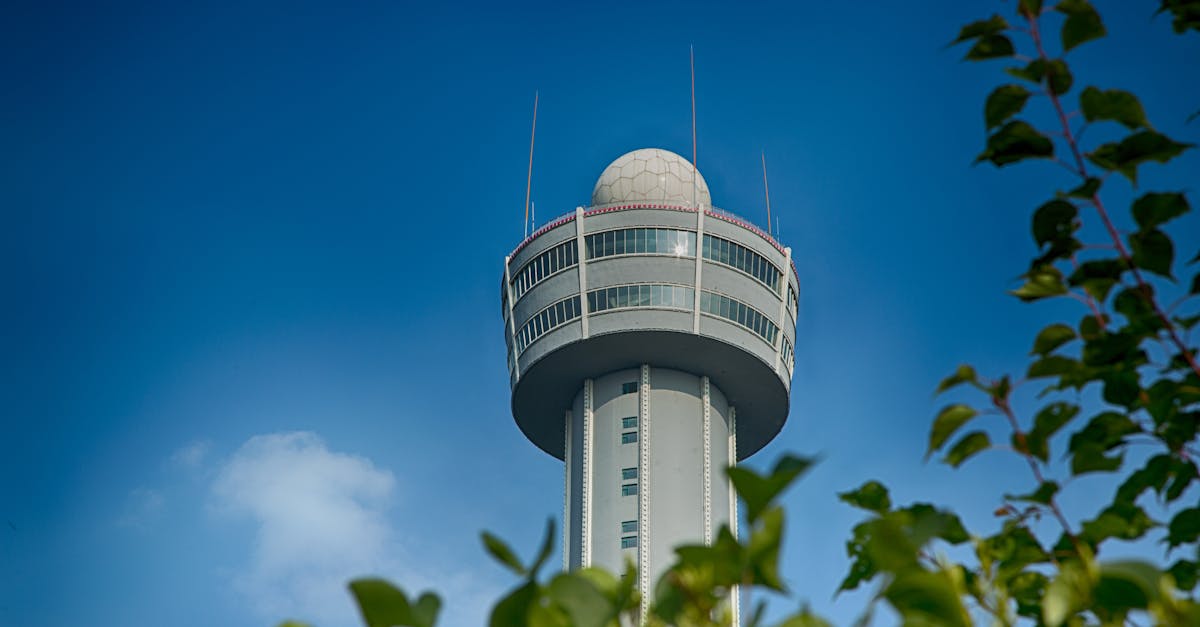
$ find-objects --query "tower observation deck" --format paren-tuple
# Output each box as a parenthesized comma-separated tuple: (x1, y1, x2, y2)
(500, 148, 798, 613)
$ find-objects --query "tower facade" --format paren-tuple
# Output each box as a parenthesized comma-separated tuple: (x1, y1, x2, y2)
(500, 148, 797, 613)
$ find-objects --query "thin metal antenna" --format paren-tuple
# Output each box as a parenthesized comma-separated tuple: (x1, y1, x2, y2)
(531, 201, 536, 231)
(776, 216, 781, 239)
(761, 150, 773, 237)
(524, 90, 538, 238)
(690, 45, 698, 208)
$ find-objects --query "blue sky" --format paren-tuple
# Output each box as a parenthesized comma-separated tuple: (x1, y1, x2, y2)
(3, 1, 1198, 625)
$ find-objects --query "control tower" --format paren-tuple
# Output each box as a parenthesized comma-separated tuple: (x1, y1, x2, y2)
(500, 148, 797, 612)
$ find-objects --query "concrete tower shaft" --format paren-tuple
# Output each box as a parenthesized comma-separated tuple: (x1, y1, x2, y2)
(500, 148, 798, 614)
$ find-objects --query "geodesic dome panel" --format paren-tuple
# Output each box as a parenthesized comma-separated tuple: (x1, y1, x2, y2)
(591, 148, 711, 208)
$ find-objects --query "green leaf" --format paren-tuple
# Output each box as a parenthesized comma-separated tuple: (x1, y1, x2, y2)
(928, 404, 978, 457)
(1168, 508, 1200, 548)
(1032, 199, 1078, 247)
(1007, 481, 1060, 504)
(1026, 402, 1080, 462)
(1019, 0, 1043, 17)
(1067, 258, 1126, 302)
(481, 532, 527, 576)
(1080, 502, 1158, 544)
(965, 34, 1015, 60)
(1013, 265, 1068, 301)
(944, 431, 990, 467)
(1032, 323, 1077, 356)
(986, 85, 1032, 128)
(1130, 228, 1175, 278)
(546, 573, 613, 627)
(529, 518, 556, 576)
(1057, 0, 1107, 51)
(1157, 1, 1200, 34)
(1169, 559, 1198, 591)
(1116, 455, 1171, 503)
(728, 454, 816, 523)
(1044, 562, 1092, 627)
(747, 507, 787, 591)
(1071, 442, 1124, 475)
(1027, 355, 1078, 379)
(489, 581, 538, 627)
(838, 480, 892, 514)
(884, 570, 970, 627)
(776, 606, 834, 627)
(1005, 58, 1072, 95)
(1094, 561, 1162, 615)
(978, 120, 1055, 166)
(951, 14, 1008, 43)
(936, 364, 978, 394)
(1080, 87, 1149, 129)
(1088, 130, 1193, 184)
(349, 578, 440, 627)
(1132, 192, 1190, 230)
(1065, 176, 1101, 198)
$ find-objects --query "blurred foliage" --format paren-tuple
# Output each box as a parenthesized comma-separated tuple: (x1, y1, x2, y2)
(278, 2, 1198, 625)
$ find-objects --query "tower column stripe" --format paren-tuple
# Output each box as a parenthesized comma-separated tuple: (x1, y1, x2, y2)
(637, 364, 652, 623)
(702, 375, 712, 545)
(563, 410, 572, 570)
(503, 255, 520, 381)
(691, 209, 705, 333)
(575, 207, 590, 339)
(729, 406, 740, 624)
(582, 379, 594, 567)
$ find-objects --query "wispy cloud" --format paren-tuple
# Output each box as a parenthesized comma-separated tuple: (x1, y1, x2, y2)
(170, 440, 212, 470)
(117, 487, 165, 530)
(211, 431, 498, 627)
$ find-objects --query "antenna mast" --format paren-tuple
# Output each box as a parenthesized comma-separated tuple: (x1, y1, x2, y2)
(690, 45, 698, 208)
(761, 150, 773, 237)
(524, 90, 539, 238)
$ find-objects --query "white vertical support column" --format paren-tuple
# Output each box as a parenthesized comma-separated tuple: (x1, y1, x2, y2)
(574, 207, 590, 339)
(563, 410, 573, 571)
(702, 375, 713, 545)
(637, 364, 652, 624)
(691, 209, 706, 333)
(728, 406, 740, 625)
(773, 247, 792, 375)
(503, 256, 521, 381)
(581, 379, 594, 567)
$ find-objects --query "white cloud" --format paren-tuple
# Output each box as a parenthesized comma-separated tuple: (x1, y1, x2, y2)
(211, 431, 499, 627)
(118, 487, 165, 530)
(170, 440, 212, 470)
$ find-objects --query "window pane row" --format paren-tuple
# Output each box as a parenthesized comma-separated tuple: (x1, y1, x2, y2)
(702, 234, 782, 291)
(587, 284, 695, 314)
(515, 295, 581, 353)
(781, 337, 795, 373)
(788, 285, 798, 318)
(512, 240, 580, 301)
(585, 228, 696, 259)
(699, 291, 779, 345)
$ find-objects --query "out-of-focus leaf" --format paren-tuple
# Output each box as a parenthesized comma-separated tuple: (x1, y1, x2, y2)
(978, 120, 1054, 166)
(1168, 508, 1200, 548)
(1068, 258, 1125, 302)
(1032, 199, 1078, 247)
(1006, 58, 1072, 95)
(838, 480, 892, 514)
(1169, 559, 1199, 591)
(1088, 130, 1193, 184)
(1080, 502, 1158, 544)
(1080, 87, 1149, 129)
(546, 573, 613, 627)
(1057, 0, 1107, 51)
(349, 578, 436, 627)
(529, 518, 556, 576)
(1007, 481, 1060, 505)
(884, 570, 970, 627)
(489, 581, 538, 627)
(1032, 323, 1076, 356)
(944, 431, 990, 467)
(776, 605, 834, 627)
(928, 404, 978, 457)
(986, 85, 1031, 128)
(1094, 561, 1163, 616)
(728, 454, 816, 523)
(936, 364, 978, 394)
(1013, 266, 1068, 301)
(1043, 562, 1092, 626)
(481, 532, 527, 576)
(951, 14, 1008, 43)
(1130, 228, 1175, 278)
(1028, 355, 1078, 379)
(1026, 402, 1079, 462)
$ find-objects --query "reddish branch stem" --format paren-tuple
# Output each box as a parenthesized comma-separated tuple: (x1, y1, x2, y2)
(1026, 14, 1200, 380)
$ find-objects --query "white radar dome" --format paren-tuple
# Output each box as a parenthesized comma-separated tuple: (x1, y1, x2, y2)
(591, 148, 711, 208)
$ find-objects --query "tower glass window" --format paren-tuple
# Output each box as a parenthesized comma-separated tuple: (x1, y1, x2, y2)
(622, 416, 637, 429)
(621, 520, 638, 534)
(621, 484, 638, 496)
(621, 432, 638, 444)
(621, 382, 638, 394)
(621, 536, 638, 549)
(622, 467, 637, 480)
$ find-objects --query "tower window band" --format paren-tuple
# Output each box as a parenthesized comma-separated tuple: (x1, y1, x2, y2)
(621, 484, 638, 496)
(621, 432, 638, 444)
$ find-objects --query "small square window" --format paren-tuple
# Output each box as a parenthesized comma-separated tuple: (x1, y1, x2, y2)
(622, 467, 638, 480)
(621, 536, 638, 549)
(621, 432, 638, 444)
(621, 483, 638, 496)
(622, 520, 637, 534)
(621, 382, 638, 394)
(622, 416, 637, 429)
